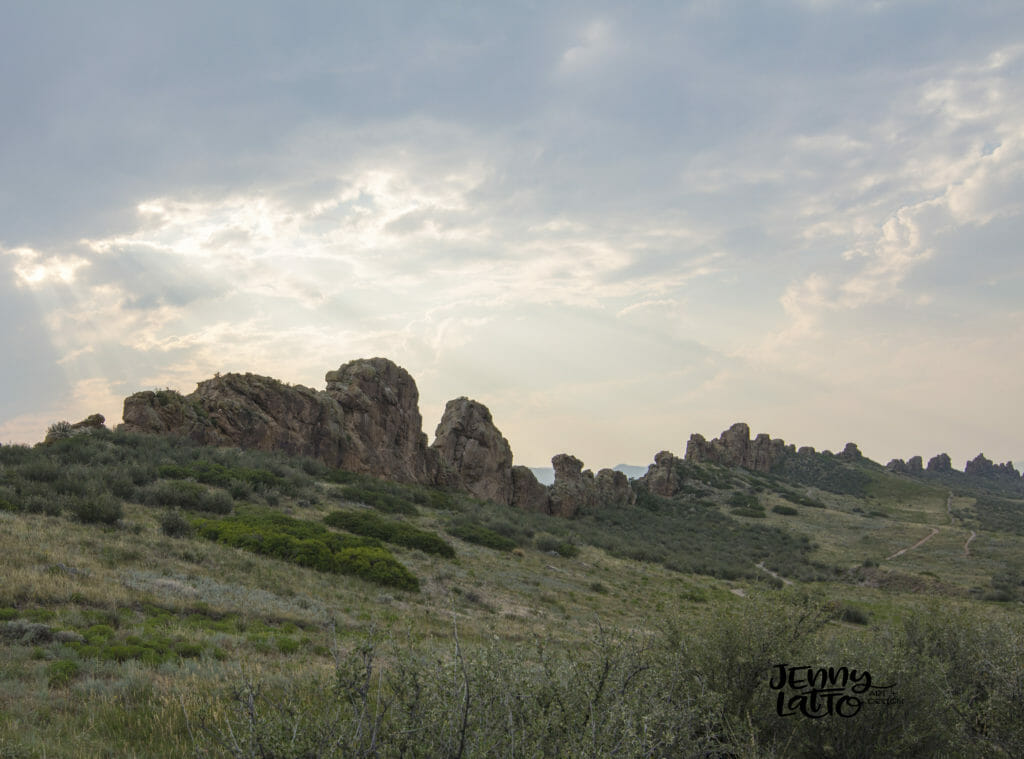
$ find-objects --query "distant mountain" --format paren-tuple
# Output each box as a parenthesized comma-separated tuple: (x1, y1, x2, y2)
(529, 464, 646, 487)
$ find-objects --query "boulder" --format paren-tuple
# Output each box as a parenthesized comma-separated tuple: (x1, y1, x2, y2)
(837, 442, 863, 461)
(511, 465, 551, 513)
(431, 397, 513, 505)
(595, 468, 636, 508)
(325, 358, 439, 483)
(886, 458, 908, 473)
(927, 453, 952, 472)
(549, 454, 596, 518)
(641, 451, 684, 497)
(907, 456, 924, 473)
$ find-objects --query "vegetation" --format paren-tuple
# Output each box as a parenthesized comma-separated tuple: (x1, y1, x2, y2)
(323, 509, 455, 557)
(446, 518, 519, 551)
(1, 427, 1024, 756)
(192, 509, 420, 591)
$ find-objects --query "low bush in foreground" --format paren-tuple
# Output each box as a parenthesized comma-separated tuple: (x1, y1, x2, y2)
(179, 596, 1024, 759)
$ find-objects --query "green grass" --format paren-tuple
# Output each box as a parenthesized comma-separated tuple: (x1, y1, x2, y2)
(2, 429, 1024, 756)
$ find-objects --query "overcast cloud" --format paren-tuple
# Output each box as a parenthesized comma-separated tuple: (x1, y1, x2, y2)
(3, 1, 1023, 470)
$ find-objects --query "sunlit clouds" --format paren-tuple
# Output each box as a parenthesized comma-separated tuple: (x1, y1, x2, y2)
(2, 2, 1023, 469)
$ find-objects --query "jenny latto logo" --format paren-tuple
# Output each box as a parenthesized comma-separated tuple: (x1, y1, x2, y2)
(768, 663, 899, 718)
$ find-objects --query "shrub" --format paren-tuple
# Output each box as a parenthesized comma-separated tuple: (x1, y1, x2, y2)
(68, 493, 123, 525)
(46, 659, 79, 688)
(160, 510, 194, 538)
(771, 504, 798, 516)
(838, 604, 870, 625)
(535, 535, 579, 557)
(731, 507, 766, 519)
(446, 520, 517, 551)
(193, 510, 418, 591)
(323, 510, 455, 558)
(727, 491, 760, 509)
(140, 480, 233, 514)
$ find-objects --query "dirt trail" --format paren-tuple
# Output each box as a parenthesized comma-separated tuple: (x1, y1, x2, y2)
(886, 528, 939, 561)
(946, 490, 977, 558)
(755, 561, 794, 586)
(964, 531, 977, 557)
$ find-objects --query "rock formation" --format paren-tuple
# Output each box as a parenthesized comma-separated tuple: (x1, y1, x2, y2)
(640, 451, 684, 497)
(685, 423, 793, 472)
(964, 454, 1021, 479)
(549, 454, 595, 518)
(907, 456, 924, 473)
(927, 453, 952, 473)
(837, 442, 863, 461)
(325, 358, 439, 483)
(544, 454, 636, 517)
(511, 466, 551, 513)
(122, 359, 438, 484)
(595, 468, 637, 508)
(44, 413, 108, 443)
(431, 397, 514, 505)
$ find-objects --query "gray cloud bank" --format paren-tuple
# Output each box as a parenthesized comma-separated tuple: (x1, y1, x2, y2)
(2, 2, 1023, 469)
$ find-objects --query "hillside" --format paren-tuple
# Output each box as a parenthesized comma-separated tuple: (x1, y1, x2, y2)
(1, 423, 1023, 756)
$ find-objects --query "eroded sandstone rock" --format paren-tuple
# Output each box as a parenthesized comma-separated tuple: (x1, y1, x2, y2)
(431, 397, 513, 505)
(511, 465, 551, 513)
(641, 450, 684, 497)
(685, 422, 793, 472)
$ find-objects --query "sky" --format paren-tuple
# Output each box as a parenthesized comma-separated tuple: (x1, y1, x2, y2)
(2, 1, 1024, 471)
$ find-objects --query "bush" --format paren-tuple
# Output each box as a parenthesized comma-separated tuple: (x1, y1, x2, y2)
(140, 480, 233, 514)
(68, 493, 123, 525)
(446, 520, 517, 551)
(323, 510, 455, 558)
(731, 507, 766, 519)
(535, 535, 579, 557)
(771, 504, 799, 516)
(193, 510, 418, 591)
(160, 510, 194, 538)
(46, 659, 79, 688)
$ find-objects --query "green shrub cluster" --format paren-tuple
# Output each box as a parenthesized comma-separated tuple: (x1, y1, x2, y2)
(771, 504, 799, 516)
(534, 534, 579, 557)
(773, 451, 873, 496)
(446, 519, 517, 551)
(140, 480, 233, 514)
(323, 510, 455, 558)
(972, 494, 1024, 535)
(327, 470, 456, 512)
(192, 510, 419, 591)
(158, 461, 284, 491)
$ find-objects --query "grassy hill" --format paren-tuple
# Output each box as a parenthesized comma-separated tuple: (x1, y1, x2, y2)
(1, 429, 1022, 757)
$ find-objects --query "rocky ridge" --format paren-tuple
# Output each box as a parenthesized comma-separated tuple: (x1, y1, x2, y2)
(110, 360, 1024, 516)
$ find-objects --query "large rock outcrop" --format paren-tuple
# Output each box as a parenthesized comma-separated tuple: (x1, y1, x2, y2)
(549, 454, 594, 518)
(927, 453, 953, 473)
(546, 454, 635, 517)
(122, 358, 439, 484)
(511, 465, 551, 513)
(431, 397, 514, 505)
(325, 358, 438, 483)
(640, 451, 684, 497)
(595, 468, 637, 508)
(685, 423, 794, 472)
(964, 454, 1021, 480)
